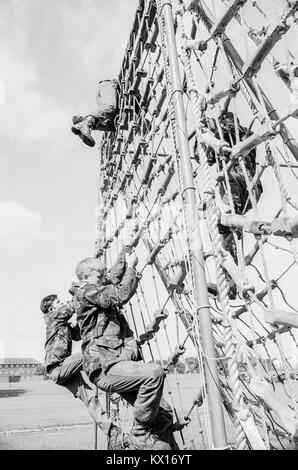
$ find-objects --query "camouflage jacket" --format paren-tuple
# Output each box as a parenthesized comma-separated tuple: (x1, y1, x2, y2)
(74, 266, 139, 382)
(44, 301, 80, 373)
(103, 250, 127, 285)
(194, 120, 258, 179)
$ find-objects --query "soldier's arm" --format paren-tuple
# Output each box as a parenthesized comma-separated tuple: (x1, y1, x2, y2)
(113, 252, 139, 305)
(115, 266, 138, 305)
(106, 250, 127, 285)
(82, 284, 120, 309)
(81, 253, 138, 309)
(83, 278, 137, 308)
(55, 302, 75, 325)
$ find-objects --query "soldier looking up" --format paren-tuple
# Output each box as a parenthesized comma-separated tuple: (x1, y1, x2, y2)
(40, 295, 109, 432)
(73, 253, 174, 450)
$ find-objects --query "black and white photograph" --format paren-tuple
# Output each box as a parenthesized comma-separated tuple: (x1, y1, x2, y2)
(1, 0, 298, 455)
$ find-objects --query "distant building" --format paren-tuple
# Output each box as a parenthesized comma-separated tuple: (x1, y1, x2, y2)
(0, 357, 42, 380)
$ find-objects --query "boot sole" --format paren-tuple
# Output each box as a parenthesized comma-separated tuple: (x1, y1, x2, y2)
(82, 134, 95, 147)
(71, 126, 80, 136)
(71, 126, 95, 147)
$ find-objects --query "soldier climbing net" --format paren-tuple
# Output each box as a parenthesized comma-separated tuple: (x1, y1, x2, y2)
(94, 0, 298, 450)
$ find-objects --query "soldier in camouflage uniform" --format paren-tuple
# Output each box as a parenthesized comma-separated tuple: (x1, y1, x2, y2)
(194, 111, 263, 216)
(71, 79, 119, 147)
(74, 253, 175, 450)
(194, 111, 263, 298)
(40, 294, 109, 431)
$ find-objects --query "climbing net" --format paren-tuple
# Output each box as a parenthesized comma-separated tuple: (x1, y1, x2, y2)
(95, 0, 298, 450)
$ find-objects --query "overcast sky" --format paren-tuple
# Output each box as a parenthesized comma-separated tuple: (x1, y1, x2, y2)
(0, 0, 138, 361)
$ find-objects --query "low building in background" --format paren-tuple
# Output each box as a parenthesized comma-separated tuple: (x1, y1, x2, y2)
(0, 357, 42, 383)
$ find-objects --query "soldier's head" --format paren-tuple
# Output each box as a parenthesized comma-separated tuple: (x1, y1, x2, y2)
(40, 294, 58, 315)
(75, 257, 106, 284)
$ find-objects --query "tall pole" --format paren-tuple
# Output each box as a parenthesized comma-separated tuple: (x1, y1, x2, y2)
(158, 0, 228, 448)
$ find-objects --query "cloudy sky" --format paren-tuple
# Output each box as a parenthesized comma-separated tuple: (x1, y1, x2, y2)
(0, 0, 138, 361)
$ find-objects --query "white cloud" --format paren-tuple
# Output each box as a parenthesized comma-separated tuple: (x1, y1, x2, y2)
(0, 201, 55, 253)
(0, 45, 71, 145)
(0, 0, 137, 148)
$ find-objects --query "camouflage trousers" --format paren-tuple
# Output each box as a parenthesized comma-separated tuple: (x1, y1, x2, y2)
(95, 361, 178, 449)
(48, 352, 108, 431)
(91, 79, 118, 131)
(95, 361, 165, 423)
(106, 399, 179, 450)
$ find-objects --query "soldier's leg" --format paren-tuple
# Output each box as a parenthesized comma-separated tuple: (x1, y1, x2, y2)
(92, 80, 118, 129)
(74, 372, 109, 431)
(151, 398, 179, 449)
(96, 361, 165, 423)
(96, 80, 118, 116)
(106, 391, 178, 449)
(50, 353, 108, 430)
(95, 361, 171, 450)
(54, 351, 83, 384)
(71, 80, 118, 145)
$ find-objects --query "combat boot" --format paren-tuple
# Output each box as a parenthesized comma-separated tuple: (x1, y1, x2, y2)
(108, 423, 130, 450)
(151, 405, 179, 450)
(72, 115, 84, 125)
(71, 115, 96, 147)
(128, 419, 171, 450)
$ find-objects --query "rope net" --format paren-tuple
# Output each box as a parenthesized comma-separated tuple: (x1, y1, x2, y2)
(95, 0, 298, 450)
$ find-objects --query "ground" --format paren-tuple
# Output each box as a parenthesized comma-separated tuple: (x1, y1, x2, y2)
(0, 377, 103, 450)
(0, 373, 236, 450)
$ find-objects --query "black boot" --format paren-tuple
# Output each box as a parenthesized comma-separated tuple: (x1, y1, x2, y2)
(71, 115, 96, 147)
(151, 407, 179, 450)
(128, 419, 171, 450)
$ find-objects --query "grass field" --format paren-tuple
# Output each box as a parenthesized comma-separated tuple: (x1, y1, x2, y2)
(2, 373, 298, 451)
(0, 377, 104, 450)
(0, 373, 236, 450)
